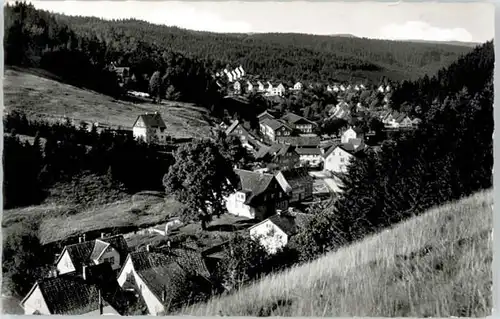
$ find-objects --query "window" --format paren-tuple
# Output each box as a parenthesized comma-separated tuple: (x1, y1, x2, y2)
(340, 158, 345, 163)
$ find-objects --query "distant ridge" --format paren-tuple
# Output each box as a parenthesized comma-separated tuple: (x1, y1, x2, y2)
(404, 39, 482, 48)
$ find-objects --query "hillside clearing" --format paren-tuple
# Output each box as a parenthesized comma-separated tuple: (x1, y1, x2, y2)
(2, 191, 184, 245)
(4, 67, 214, 139)
(181, 190, 492, 317)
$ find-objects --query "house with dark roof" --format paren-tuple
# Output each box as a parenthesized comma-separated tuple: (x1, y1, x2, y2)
(280, 112, 317, 134)
(274, 168, 314, 204)
(117, 248, 211, 315)
(248, 209, 313, 254)
(341, 126, 365, 144)
(225, 169, 289, 220)
(20, 263, 129, 315)
(132, 112, 168, 144)
(257, 110, 277, 122)
(259, 118, 293, 142)
(255, 143, 300, 171)
(55, 234, 129, 276)
(323, 142, 367, 174)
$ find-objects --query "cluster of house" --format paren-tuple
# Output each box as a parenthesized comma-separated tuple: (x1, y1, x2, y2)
(379, 109, 422, 129)
(19, 233, 217, 316)
(19, 164, 321, 316)
(225, 110, 368, 174)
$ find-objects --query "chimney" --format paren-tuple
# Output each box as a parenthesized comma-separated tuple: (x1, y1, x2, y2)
(79, 236, 83, 243)
(162, 285, 167, 302)
(101, 232, 105, 239)
(82, 234, 86, 242)
(82, 265, 87, 280)
(98, 288, 104, 315)
(146, 244, 151, 252)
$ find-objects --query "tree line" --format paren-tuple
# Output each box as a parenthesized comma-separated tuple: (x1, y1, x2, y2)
(4, 111, 174, 209)
(294, 41, 494, 260)
(4, 2, 220, 108)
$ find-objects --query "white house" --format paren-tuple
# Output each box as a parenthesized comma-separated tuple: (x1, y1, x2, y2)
(266, 81, 274, 94)
(276, 83, 286, 96)
(21, 263, 125, 315)
(249, 210, 313, 254)
(226, 71, 233, 82)
(257, 81, 266, 92)
(132, 112, 168, 144)
(225, 169, 288, 220)
(234, 68, 242, 79)
(233, 81, 242, 94)
(231, 70, 238, 82)
(55, 234, 128, 276)
(377, 85, 385, 93)
(340, 85, 346, 92)
(117, 249, 211, 316)
(293, 82, 303, 91)
(341, 127, 365, 144)
(295, 147, 323, 167)
(246, 81, 254, 92)
(323, 143, 365, 173)
(238, 65, 246, 77)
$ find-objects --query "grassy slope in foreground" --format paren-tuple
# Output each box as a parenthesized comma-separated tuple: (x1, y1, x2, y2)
(4, 67, 213, 139)
(182, 190, 492, 317)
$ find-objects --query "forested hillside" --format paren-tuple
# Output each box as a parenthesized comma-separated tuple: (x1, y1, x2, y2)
(5, 1, 475, 101)
(51, 16, 473, 83)
(295, 40, 493, 260)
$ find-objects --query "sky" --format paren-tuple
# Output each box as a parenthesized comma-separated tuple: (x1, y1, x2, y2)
(22, 1, 494, 43)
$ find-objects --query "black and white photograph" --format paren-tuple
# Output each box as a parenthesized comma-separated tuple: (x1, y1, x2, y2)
(1, 0, 494, 317)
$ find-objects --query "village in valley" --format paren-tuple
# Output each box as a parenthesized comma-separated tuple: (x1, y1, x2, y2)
(15, 63, 423, 316)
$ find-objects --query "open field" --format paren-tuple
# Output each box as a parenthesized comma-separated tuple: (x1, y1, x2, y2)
(2, 190, 184, 245)
(4, 67, 214, 139)
(181, 190, 492, 317)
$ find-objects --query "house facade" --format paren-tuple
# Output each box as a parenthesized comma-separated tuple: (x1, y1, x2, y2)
(249, 210, 313, 254)
(295, 147, 323, 167)
(233, 81, 242, 94)
(323, 143, 365, 173)
(255, 144, 300, 171)
(132, 112, 168, 144)
(293, 82, 303, 91)
(117, 249, 211, 316)
(274, 168, 313, 204)
(225, 169, 289, 220)
(341, 127, 365, 144)
(21, 263, 126, 315)
(280, 112, 316, 134)
(259, 119, 293, 142)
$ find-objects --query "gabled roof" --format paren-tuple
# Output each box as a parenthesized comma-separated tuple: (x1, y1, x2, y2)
(90, 240, 109, 261)
(324, 142, 366, 158)
(280, 112, 316, 126)
(56, 235, 129, 272)
(257, 110, 276, 120)
(127, 250, 211, 307)
(280, 167, 314, 187)
(261, 118, 292, 131)
(225, 120, 240, 135)
(295, 147, 322, 156)
(251, 211, 314, 237)
(234, 169, 276, 205)
(255, 143, 296, 160)
(21, 263, 127, 315)
(344, 127, 364, 135)
(133, 113, 166, 128)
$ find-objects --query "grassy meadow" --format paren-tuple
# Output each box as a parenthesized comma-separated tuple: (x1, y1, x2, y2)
(181, 190, 492, 317)
(4, 67, 214, 139)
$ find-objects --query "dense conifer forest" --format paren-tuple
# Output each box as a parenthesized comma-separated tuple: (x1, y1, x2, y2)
(5, 1, 474, 104)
